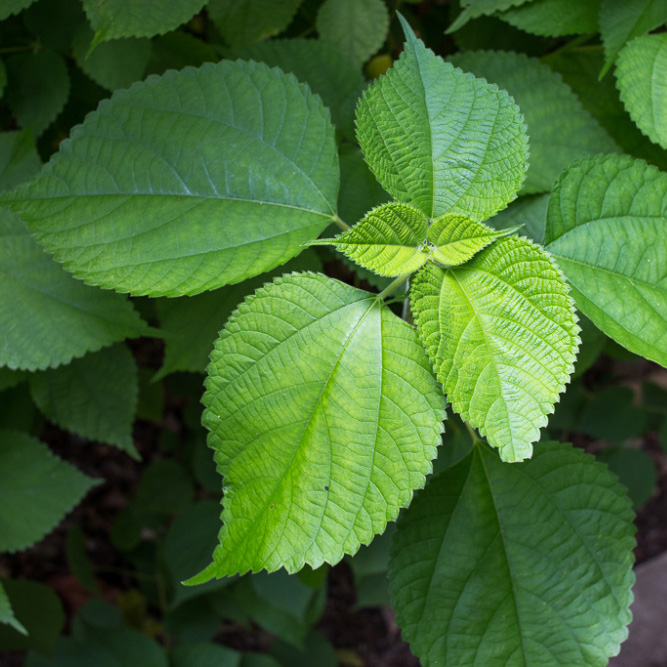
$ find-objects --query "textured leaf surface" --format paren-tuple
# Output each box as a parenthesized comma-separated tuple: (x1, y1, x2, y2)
(0, 131, 41, 192)
(0, 430, 98, 552)
(450, 51, 618, 193)
(208, 0, 301, 47)
(498, 0, 601, 37)
(6, 60, 339, 297)
(312, 203, 429, 277)
(29, 345, 138, 455)
(0, 581, 26, 635)
(358, 20, 527, 221)
(600, 0, 667, 74)
(545, 154, 667, 367)
(429, 214, 515, 266)
(197, 272, 446, 577)
(72, 24, 151, 91)
(5, 50, 69, 137)
(616, 34, 667, 150)
(389, 441, 635, 666)
(83, 0, 206, 41)
(0, 0, 37, 19)
(231, 39, 365, 138)
(487, 194, 549, 243)
(411, 236, 579, 461)
(317, 0, 389, 66)
(0, 209, 146, 370)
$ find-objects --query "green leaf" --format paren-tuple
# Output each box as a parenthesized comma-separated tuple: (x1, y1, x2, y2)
(0, 581, 26, 635)
(0, 131, 41, 192)
(66, 525, 100, 593)
(82, 0, 206, 42)
(428, 214, 517, 266)
(316, 0, 389, 66)
(389, 441, 635, 666)
(600, 0, 667, 75)
(23, 0, 85, 54)
(448, 0, 533, 32)
(194, 272, 446, 578)
(487, 193, 549, 243)
(545, 154, 667, 367)
(0, 430, 98, 552)
(311, 202, 429, 277)
(356, 18, 528, 221)
(230, 38, 365, 138)
(72, 24, 151, 91)
(449, 50, 619, 194)
(5, 50, 69, 137)
(0, 0, 37, 20)
(597, 446, 657, 508)
(208, 0, 302, 47)
(146, 31, 218, 76)
(411, 236, 580, 461)
(28, 344, 139, 455)
(498, 0, 601, 37)
(5, 59, 339, 297)
(171, 643, 241, 667)
(0, 59, 6, 98)
(0, 368, 26, 393)
(616, 33, 667, 151)
(132, 459, 194, 518)
(0, 209, 147, 371)
(578, 386, 648, 442)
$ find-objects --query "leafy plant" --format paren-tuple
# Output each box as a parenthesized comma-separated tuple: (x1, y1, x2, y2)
(1, 1, 666, 665)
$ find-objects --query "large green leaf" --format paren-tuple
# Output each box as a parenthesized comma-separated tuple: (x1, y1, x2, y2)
(0, 0, 37, 19)
(208, 0, 302, 47)
(82, 0, 206, 42)
(0, 430, 98, 552)
(0, 581, 26, 635)
(0, 131, 41, 192)
(389, 441, 635, 666)
(29, 345, 139, 456)
(357, 18, 527, 222)
(5, 59, 339, 297)
(311, 202, 429, 277)
(0, 209, 146, 370)
(316, 0, 389, 66)
(411, 236, 579, 461)
(193, 272, 446, 578)
(545, 154, 667, 367)
(498, 0, 601, 37)
(600, 0, 667, 75)
(616, 33, 667, 151)
(449, 51, 618, 194)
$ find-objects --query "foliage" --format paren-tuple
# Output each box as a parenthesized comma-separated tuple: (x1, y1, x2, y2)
(0, 1, 666, 665)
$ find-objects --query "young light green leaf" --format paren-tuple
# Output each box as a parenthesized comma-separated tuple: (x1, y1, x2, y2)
(0, 131, 41, 192)
(310, 203, 429, 277)
(83, 0, 206, 42)
(545, 154, 667, 367)
(449, 51, 619, 194)
(194, 272, 446, 578)
(5, 60, 339, 297)
(0, 581, 26, 635)
(357, 18, 528, 222)
(487, 193, 549, 243)
(0, 210, 147, 371)
(208, 0, 302, 47)
(72, 24, 151, 91)
(0, 0, 37, 20)
(0, 430, 98, 552)
(411, 236, 579, 462)
(29, 345, 139, 456)
(428, 214, 517, 266)
(616, 34, 667, 150)
(497, 0, 601, 37)
(316, 0, 389, 66)
(5, 50, 69, 137)
(389, 441, 635, 666)
(600, 0, 667, 75)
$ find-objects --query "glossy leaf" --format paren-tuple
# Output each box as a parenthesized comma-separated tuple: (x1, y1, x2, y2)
(82, 0, 206, 42)
(545, 154, 667, 367)
(411, 236, 579, 461)
(311, 202, 429, 277)
(389, 441, 635, 666)
(316, 0, 389, 66)
(194, 272, 446, 578)
(428, 214, 516, 266)
(5, 59, 339, 297)
(0, 581, 26, 635)
(357, 18, 527, 221)
(616, 33, 667, 150)
(450, 50, 618, 193)
(600, 0, 667, 75)
(29, 345, 139, 455)
(498, 0, 601, 37)
(208, 0, 301, 47)
(0, 430, 98, 552)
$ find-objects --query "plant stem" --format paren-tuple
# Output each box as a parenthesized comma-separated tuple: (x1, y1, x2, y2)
(331, 214, 350, 231)
(376, 273, 411, 300)
(465, 421, 481, 445)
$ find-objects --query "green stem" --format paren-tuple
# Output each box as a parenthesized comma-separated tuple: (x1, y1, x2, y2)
(0, 44, 36, 54)
(376, 273, 411, 300)
(331, 214, 350, 231)
(546, 33, 595, 58)
(465, 422, 481, 445)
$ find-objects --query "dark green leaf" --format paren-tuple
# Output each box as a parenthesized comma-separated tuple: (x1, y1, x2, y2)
(598, 446, 657, 508)
(0, 131, 41, 191)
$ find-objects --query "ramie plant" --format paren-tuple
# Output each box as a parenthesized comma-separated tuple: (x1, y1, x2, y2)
(6, 9, 667, 665)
